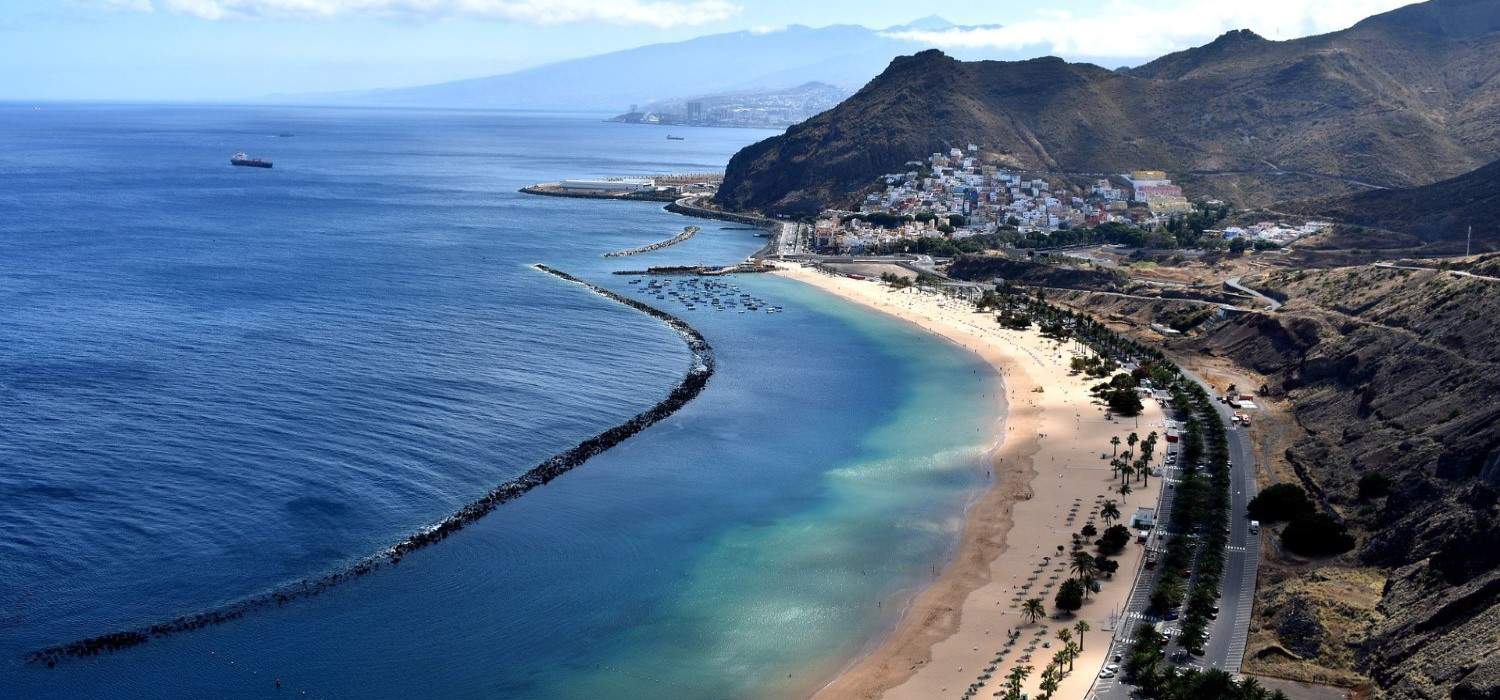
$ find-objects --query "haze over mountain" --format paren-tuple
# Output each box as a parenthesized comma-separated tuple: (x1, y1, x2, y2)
(717, 0, 1500, 215)
(295, 17, 1027, 111)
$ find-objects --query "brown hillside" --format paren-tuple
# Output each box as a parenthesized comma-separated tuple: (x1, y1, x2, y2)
(717, 0, 1500, 215)
(1288, 158, 1500, 253)
(1183, 261, 1500, 699)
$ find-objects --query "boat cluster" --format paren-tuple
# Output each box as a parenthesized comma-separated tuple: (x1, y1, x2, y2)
(628, 276, 782, 314)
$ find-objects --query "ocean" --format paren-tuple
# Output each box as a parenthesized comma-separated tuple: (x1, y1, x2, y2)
(0, 104, 1003, 699)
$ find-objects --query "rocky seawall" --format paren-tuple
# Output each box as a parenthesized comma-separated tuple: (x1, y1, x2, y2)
(519, 185, 677, 202)
(604, 226, 700, 257)
(26, 265, 715, 667)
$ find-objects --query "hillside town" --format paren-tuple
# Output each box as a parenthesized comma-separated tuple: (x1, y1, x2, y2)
(809, 146, 1328, 254)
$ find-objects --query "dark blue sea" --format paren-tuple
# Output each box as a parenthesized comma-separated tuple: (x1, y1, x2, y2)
(0, 104, 1003, 699)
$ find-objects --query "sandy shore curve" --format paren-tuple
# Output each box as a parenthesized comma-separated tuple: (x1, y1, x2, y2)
(773, 263, 1166, 700)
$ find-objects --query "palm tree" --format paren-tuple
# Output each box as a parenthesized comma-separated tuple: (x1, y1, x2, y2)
(1038, 664, 1060, 700)
(1056, 627, 1072, 650)
(1127, 432, 1138, 452)
(1065, 641, 1080, 672)
(1100, 500, 1121, 526)
(1119, 463, 1134, 486)
(1110, 435, 1120, 456)
(1074, 620, 1090, 651)
(1022, 597, 1046, 625)
(1070, 550, 1097, 579)
(1118, 483, 1133, 497)
(1003, 665, 1033, 700)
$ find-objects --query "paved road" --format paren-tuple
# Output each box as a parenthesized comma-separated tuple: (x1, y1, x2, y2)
(1225, 276, 1282, 312)
(1199, 389, 1260, 674)
(1372, 262, 1500, 283)
(1090, 377, 1260, 698)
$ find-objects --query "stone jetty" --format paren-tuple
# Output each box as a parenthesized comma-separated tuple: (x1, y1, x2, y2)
(25, 265, 716, 668)
(603, 226, 699, 257)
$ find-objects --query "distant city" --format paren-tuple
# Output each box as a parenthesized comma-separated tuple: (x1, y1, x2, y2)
(609, 82, 849, 130)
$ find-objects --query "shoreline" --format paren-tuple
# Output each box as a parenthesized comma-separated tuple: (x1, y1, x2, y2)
(772, 263, 1165, 700)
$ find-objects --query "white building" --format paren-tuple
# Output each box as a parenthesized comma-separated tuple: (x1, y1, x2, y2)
(558, 177, 655, 192)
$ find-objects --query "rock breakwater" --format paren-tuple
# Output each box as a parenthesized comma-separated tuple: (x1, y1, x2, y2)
(26, 265, 715, 667)
(603, 226, 699, 257)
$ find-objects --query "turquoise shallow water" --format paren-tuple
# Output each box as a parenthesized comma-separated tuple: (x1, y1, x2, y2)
(0, 104, 1003, 699)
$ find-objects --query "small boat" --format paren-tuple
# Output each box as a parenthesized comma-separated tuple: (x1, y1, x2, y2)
(230, 151, 272, 169)
(666, 134, 685, 141)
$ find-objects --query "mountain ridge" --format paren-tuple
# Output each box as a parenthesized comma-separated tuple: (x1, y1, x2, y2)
(296, 18, 1021, 111)
(716, 0, 1500, 215)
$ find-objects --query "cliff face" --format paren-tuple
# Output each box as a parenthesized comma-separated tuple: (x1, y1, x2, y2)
(716, 0, 1500, 215)
(1183, 261, 1500, 698)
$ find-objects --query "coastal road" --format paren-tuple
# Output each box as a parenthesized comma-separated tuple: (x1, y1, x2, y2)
(1090, 377, 1260, 698)
(1199, 392, 1260, 674)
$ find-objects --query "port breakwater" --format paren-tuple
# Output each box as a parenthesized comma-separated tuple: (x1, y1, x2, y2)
(25, 265, 715, 667)
(603, 226, 699, 258)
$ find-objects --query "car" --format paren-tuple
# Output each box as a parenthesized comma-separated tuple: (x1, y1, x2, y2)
(1104, 663, 1120, 673)
(1099, 670, 1116, 679)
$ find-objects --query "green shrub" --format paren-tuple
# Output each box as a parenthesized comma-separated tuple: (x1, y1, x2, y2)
(1247, 483, 1315, 522)
(1055, 578, 1085, 612)
(1282, 513, 1356, 556)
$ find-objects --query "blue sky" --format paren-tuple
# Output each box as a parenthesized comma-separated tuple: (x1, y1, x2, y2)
(0, 0, 1411, 101)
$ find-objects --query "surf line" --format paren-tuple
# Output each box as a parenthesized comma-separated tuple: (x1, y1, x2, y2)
(26, 264, 715, 667)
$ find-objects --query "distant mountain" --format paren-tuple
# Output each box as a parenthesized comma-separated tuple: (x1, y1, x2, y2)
(716, 0, 1500, 215)
(314, 20, 973, 111)
(1291, 157, 1500, 252)
(609, 82, 849, 129)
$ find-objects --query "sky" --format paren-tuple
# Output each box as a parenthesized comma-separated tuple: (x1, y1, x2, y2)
(0, 0, 1415, 101)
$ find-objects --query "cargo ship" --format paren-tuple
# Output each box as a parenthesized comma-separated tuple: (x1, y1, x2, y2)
(230, 152, 273, 168)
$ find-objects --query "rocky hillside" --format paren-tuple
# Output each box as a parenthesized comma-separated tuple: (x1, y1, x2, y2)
(1289, 158, 1500, 254)
(716, 0, 1500, 215)
(1180, 260, 1500, 698)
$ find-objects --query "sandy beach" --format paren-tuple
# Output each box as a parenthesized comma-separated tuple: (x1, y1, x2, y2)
(773, 263, 1167, 700)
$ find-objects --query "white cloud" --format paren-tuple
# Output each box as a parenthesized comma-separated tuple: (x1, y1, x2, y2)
(114, 0, 741, 27)
(883, 0, 1413, 59)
